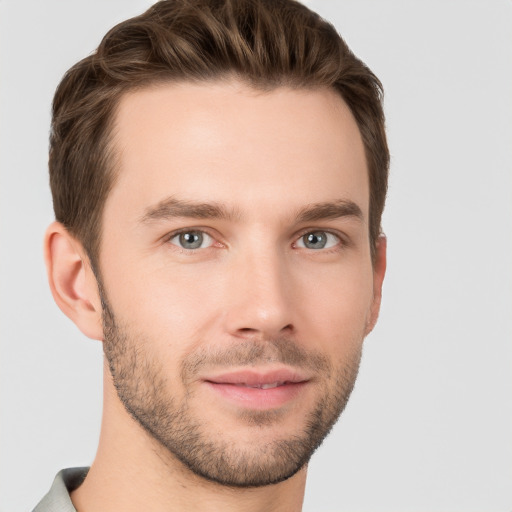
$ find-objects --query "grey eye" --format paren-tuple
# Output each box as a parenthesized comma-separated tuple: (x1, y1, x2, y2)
(297, 231, 339, 250)
(170, 231, 213, 250)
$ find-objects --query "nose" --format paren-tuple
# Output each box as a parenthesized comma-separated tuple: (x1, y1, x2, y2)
(222, 246, 295, 340)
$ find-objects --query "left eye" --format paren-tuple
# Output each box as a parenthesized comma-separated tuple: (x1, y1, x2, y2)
(169, 231, 214, 250)
(296, 231, 340, 250)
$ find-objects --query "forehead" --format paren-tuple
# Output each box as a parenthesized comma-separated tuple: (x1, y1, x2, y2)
(108, 80, 368, 221)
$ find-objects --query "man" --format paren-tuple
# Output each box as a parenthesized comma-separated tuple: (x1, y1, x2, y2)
(34, 0, 388, 510)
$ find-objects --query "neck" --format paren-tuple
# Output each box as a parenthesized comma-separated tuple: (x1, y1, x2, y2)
(71, 363, 307, 512)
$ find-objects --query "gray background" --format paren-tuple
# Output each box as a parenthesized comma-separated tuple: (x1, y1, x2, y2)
(1, 1, 511, 511)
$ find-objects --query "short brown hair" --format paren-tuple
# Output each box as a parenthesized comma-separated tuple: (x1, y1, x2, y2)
(50, 0, 389, 267)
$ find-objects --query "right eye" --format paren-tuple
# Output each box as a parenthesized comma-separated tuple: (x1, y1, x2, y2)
(168, 230, 214, 250)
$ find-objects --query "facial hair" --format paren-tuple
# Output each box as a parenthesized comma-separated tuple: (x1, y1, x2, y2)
(99, 283, 363, 488)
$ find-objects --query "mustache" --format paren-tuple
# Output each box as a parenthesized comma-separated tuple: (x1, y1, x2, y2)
(181, 337, 331, 381)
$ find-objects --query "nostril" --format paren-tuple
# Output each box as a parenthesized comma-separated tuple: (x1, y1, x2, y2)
(235, 324, 294, 338)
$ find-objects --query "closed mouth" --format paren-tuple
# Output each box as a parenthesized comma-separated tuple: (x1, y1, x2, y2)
(203, 368, 310, 387)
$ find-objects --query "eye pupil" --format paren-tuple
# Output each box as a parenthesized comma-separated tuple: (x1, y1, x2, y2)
(179, 231, 203, 249)
(304, 232, 327, 249)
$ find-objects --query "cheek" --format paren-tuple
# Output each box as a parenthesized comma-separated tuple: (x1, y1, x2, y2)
(103, 260, 225, 354)
(295, 261, 374, 353)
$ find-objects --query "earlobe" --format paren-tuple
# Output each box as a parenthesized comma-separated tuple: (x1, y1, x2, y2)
(44, 222, 104, 341)
(365, 234, 387, 335)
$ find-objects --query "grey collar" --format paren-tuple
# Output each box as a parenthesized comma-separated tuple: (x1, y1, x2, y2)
(32, 468, 89, 512)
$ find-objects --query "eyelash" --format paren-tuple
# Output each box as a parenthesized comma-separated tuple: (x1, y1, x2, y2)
(293, 228, 345, 252)
(165, 228, 220, 254)
(165, 228, 346, 253)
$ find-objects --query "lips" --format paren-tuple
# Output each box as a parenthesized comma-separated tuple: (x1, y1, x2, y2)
(204, 368, 308, 386)
(203, 368, 310, 409)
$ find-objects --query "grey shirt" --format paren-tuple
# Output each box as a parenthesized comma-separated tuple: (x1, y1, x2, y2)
(32, 468, 89, 512)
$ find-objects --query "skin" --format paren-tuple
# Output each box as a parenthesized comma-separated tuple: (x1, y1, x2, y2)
(45, 80, 386, 512)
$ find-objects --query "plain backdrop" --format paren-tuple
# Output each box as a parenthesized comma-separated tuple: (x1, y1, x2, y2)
(1, 1, 511, 511)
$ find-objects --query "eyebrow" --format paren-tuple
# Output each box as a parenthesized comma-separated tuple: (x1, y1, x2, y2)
(140, 196, 363, 224)
(294, 200, 364, 223)
(140, 197, 241, 223)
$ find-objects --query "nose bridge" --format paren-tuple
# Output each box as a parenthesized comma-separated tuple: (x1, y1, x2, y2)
(224, 237, 294, 338)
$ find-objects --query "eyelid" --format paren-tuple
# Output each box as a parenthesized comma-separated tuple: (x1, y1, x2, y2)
(165, 227, 223, 251)
(293, 228, 346, 250)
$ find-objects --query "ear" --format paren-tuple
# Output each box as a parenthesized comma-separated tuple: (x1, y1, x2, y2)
(365, 234, 387, 335)
(44, 222, 104, 341)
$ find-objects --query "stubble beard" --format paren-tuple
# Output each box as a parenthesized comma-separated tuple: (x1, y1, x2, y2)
(100, 287, 363, 488)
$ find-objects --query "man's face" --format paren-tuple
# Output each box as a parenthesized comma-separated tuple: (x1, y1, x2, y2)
(96, 81, 382, 487)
